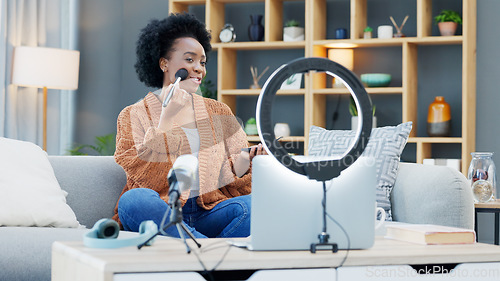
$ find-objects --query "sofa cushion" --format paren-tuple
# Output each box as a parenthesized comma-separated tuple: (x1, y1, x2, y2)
(391, 162, 474, 229)
(49, 156, 127, 228)
(308, 122, 412, 221)
(0, 227, 88, 281)
(0, 137, 80, 227)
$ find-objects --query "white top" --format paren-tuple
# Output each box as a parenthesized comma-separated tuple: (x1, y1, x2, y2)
(181, 127, 200, 198)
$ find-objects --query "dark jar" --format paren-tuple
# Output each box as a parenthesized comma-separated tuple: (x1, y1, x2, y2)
(427, 96, 451, 137)
(248, 14, 264, 41)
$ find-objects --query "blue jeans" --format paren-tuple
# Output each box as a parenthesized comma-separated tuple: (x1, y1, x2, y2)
(117, 188, 251, 238)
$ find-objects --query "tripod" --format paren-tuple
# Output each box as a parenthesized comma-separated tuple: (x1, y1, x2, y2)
(138, 202, 201, 253)
(310, 181, 338, 253)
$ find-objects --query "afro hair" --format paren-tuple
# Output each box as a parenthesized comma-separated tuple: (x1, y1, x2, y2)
(134, 13, 212, 88)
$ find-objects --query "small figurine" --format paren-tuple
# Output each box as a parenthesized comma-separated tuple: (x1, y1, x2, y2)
(390, 15, 409, 38)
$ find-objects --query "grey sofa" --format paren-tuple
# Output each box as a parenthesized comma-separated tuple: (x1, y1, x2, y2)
(0, 156, 474, 281)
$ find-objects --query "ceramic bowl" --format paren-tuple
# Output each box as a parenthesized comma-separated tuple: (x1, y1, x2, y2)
(360, 73, 392, 87)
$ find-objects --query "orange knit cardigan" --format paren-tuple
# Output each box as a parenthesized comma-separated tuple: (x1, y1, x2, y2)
(112, 92, 251, 225)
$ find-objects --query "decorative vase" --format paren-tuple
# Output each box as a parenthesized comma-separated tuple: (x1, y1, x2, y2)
(438, 22, 458, 36)
(248, 14, 264, 41)
(427, 96, 451, 137)
(274, 123, 290, 138)
(283, 26, 304, 42)
(244, 123, 258, 135)
(351, 116, 377, 131)
(468, 152, 497, 203)
(244, 118, 258, 135)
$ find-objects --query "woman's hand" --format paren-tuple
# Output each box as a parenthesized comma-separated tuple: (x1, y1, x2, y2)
(247, 143, 267, 162)
(158, 83, 196, 131)
(234, 143, 267, 178)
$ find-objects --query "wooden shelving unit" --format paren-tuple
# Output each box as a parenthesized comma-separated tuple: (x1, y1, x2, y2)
(169, 0, 476, 173)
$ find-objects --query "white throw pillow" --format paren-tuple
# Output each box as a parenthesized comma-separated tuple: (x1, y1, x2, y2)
(308, 122, 413, 221)
(0, 138, 80, 227)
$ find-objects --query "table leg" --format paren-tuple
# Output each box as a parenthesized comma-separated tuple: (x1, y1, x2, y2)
(495, 213, 499, 245)
(475, 210, 478, 241)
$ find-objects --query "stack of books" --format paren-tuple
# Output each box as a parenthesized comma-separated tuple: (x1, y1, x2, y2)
(385, 224, 476, 245)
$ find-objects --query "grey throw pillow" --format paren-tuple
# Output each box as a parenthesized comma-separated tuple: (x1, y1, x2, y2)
(308, 122, 412, 221)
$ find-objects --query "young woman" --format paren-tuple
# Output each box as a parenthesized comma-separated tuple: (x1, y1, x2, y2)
(112, 13, 265, 238)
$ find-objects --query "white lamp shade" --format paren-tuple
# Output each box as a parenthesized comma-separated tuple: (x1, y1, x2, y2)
(328, 48, 354, 71)
(12, 46, 80, 90)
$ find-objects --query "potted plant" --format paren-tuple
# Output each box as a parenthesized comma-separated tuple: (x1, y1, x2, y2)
(363, 26, 373, 39)
(199, 77, 217, 100)
(244, 117, 258, 135)
(349, 96, 376, 130)
(283, 20, 304, 42)
(434, 10, 462, 36)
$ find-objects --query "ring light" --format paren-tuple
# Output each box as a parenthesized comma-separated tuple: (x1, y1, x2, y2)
(256, 57, 373, 181)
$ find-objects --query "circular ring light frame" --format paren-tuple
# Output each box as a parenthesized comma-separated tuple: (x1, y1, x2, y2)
(256, 57, 373, 181)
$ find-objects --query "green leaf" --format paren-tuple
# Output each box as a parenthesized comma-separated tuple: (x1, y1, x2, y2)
(434, 10, 462, 24)
(349, 96, 358, 116)
(200, 77, 217, 100)
(94, 134, 116, 156)
(67, 145, 89, 155)
(286, 75, 297, 85)
(349, 96, 375, 116)
(67, 133, 116, 156)
(285, 20, 300, 27)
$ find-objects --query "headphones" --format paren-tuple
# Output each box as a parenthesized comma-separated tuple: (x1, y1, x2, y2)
(83, 219, 158, 249)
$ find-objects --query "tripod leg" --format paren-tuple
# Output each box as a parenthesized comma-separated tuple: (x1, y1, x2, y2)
(176, 223, 192, 254)
(138, 221, 176, 249)
(180, 222, 202, 248)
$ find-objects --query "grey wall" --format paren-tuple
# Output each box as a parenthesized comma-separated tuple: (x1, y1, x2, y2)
(76, 0, 168, 147)
(477, 0, 500, 160)
(475, 0, 500, 244)
(77, 0, 123, 147)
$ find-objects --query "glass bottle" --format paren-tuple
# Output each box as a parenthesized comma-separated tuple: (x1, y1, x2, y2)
(468, 152, 497, 203)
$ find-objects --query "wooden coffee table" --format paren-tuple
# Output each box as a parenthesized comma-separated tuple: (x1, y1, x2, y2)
(475, 199, 500, 245)
(52, 237, 500, 281)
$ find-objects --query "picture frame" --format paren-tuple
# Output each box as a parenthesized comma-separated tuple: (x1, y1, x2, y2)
(280, 73, 302, 90)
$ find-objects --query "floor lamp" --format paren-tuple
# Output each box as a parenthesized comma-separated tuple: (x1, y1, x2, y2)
(11, 46, 80, 151)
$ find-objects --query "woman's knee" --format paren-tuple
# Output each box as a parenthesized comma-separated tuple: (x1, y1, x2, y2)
(118, 188, 159, 209)
(118, 188, 166, 231)
(221, 195, 251, 237)
(230, 195, 251, 220)
(237, 195, 251, 212)
(118, 188, 164, 222)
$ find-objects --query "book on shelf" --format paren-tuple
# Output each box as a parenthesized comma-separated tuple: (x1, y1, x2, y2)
(385, 224, 476, 245)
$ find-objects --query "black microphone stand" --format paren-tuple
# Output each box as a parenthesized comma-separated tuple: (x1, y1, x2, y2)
(138, 199, 201, 253)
